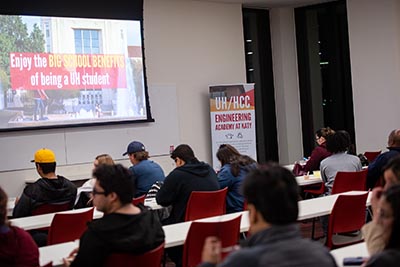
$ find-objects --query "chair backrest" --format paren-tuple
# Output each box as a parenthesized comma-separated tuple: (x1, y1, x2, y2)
(185, 187, 228, 221)
(103, 242, 165, 267)
(32, 201, 71, 216)
(331, 169, 368, 194)
(364, 151, 381, 163)
(182, 215, 241, 267)
(132, 194, 146, 206)
(47, 207, 94, 245)
(326, 192, 368, 249)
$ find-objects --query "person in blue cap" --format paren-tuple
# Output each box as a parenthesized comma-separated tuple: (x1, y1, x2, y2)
(123, 141, 165, 197)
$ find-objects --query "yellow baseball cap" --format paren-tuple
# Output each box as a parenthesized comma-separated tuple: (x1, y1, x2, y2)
(31, 148, 56, 163)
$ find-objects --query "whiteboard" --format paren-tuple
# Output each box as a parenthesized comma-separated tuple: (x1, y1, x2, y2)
(0, 85, 180, 171)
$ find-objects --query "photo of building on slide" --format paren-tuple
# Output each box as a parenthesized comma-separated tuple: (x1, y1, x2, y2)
(0, 15, 147, 130)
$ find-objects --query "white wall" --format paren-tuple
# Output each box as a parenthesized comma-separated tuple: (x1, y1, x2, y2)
(347, 0, 400, 153)
(144, 0, 246, 162)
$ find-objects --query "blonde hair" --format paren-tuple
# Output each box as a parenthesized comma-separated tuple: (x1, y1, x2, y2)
(95, 154, 115, 166)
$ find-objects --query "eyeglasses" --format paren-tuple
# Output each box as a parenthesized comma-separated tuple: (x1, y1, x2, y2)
(92, 188, 107, 196)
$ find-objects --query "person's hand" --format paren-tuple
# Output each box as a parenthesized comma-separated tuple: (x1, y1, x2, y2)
(201, 236, 221, 264)
(371, 187, 384, 220)
(63, 247, 78, 267)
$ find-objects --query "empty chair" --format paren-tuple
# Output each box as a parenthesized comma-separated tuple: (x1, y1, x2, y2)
(325, 192, 368, 249)
(103, 242, 165, 267)
(363, 151, 381, 163)
(182, 215, 241, 267)
(185, 187, 228, 221)
(47, 207, 94, 245)
(330, 169, 368, 194)
(132, 194, 146, 206)
(31, 201, 71, 216)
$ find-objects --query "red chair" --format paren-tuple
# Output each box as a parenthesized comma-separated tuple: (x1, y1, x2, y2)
(331, 169, 368, 194)
(132, 194, 146, 206)
(325, 192, 368, 249)
(184, 187, 228, 221)
(103, 242, 165, 267)
(364, 151, 381, 163)
(47, 207, 94, 245)
(182, 215, 241, 267)
(32, 201, 71, 216)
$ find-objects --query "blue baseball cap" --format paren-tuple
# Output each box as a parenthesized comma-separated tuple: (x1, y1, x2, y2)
(123, 141, 145, 156)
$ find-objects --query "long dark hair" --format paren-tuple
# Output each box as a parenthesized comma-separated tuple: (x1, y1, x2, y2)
(384, 184, 400, 249)
(217, 144, 256, 177)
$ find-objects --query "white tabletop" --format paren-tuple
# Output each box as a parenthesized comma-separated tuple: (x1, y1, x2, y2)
(296, 174, 323, 186)
(7, 197, 16, 217)
(298, 191, 371, 221)
(38, 191, 370, 267)
(330, 242, 369, 267)
(10, 208, 104, 230)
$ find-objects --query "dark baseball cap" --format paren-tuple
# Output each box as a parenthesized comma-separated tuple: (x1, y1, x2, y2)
(123, 141, 145, 156)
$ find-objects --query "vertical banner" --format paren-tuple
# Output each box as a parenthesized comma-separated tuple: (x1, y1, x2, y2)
(209, 83, 257, 170)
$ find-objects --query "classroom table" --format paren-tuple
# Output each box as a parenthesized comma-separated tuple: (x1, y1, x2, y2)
(330, 242, 369, 267)
(38, 191, 371, 266)
(7, 197, 16, 217)
(9, 199, 163, 230)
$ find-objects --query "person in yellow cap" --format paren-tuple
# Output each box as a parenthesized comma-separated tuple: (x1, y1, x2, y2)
(13, 148, 77, 246)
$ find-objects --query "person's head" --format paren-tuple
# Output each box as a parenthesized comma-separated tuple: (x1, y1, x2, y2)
(315, 127, 335, 146)
(387, 129, 400, 148)
(123, 141, 149, 164)
(382, 155, 400, 190)
(0, 186, 7, 226)
(31, 148, 57, 175)
(377, 184, 400, 249)
(216, 144, 241, 167)
(94, 154, 115, 169)
(92, 164, 134, 214)
(325, 130, 351, 154)
(170, 144, 198, 167)
(242, 163, 299, 234)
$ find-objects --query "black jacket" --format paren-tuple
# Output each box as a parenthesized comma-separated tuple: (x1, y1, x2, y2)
(13, 176, 77, 218)
(71, 204, 165, 267)
(156, 161, 219, 224)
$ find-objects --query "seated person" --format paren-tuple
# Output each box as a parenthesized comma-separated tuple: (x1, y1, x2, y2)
(216, 144, 257, 213)
(64, 164, 165, 267)
(156, 144, 219, 225)
(293, 127, 335, 175)
(362, 155, 400, 254)
(364, 184, 400, 267)
(123, 141, 165, 197)
(197, 163, 337, 267)
(74, 154, 115, 209)
(0, 186, 39, 267)
(320, 130, 362, 195)
(13, 148, 77, 218)
(367, 129, 400, 189)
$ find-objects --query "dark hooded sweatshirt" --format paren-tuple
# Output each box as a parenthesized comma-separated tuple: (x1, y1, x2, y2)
(70, 204, 165, 267)
(12, 176, 77, 218)
(156, 161, 219, 225)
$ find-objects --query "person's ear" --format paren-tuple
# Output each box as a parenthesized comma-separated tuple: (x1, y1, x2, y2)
(248, 204, 258, 224)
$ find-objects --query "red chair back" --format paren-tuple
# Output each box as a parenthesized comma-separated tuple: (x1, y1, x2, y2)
(47, 207, 94, 245)
(326, 192, 368, 249)
(103, 242, 165, 267)
(182, 215, 241, 267)
(364, 151, 381, 163)
(32, 202, 71, 216)
(331, 169, 368, 194)
(132, 194, 146, 206)
(185, 187, 228, 221)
